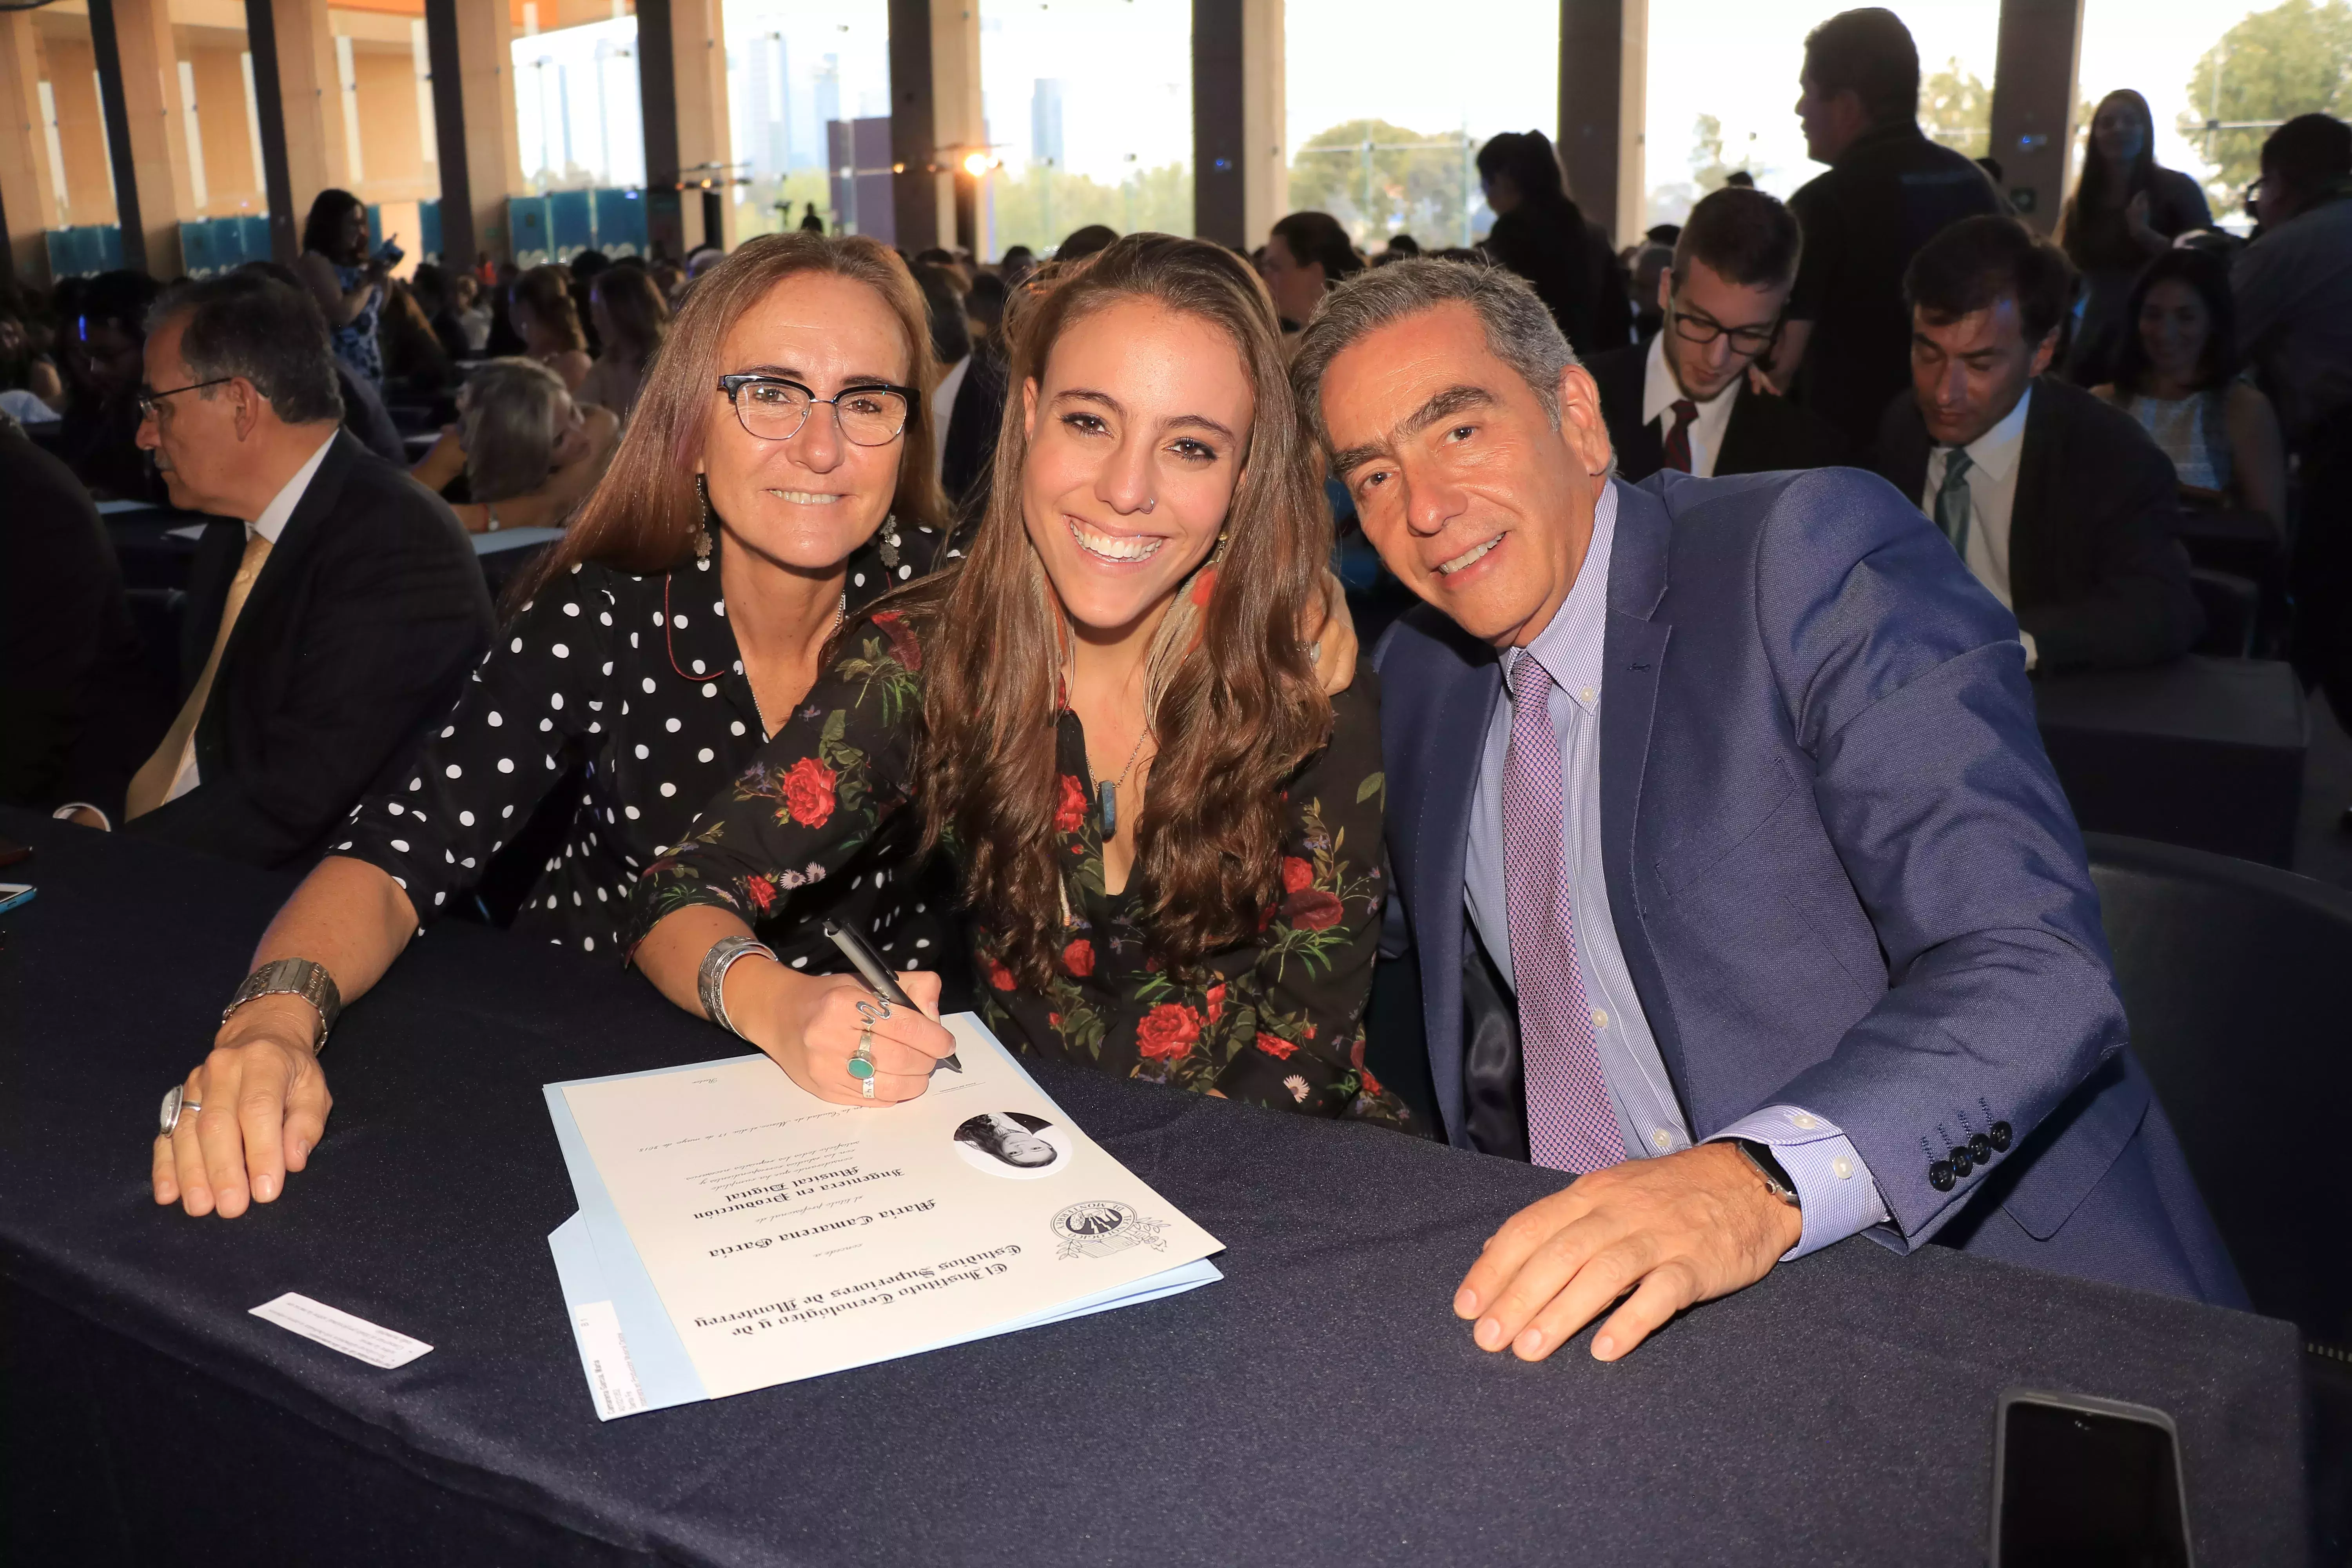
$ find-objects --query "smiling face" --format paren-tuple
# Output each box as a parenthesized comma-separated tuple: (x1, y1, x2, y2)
(1909, 296, 2054, 448)
(1320, 301, 1612, 649)
(701, 270, 911, 572)
(2136, 277, 2211, 387)
(1018, 295, 1253, 643)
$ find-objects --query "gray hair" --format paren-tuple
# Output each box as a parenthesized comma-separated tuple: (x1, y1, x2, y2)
(458, 358, 571, 503)
(148, 274, 343, 426)
(1289, 256, 1579, 454)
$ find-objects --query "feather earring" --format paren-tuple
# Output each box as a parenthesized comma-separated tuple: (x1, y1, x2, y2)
(693, 474, 715, 561)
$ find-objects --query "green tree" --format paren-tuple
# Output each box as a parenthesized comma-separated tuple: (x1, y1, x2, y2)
(1689, 114, 1760, 191)
(1288, 119, 1479, 247)
(986, 162, 1195, 257)
(1922, 58, 1993, 153)
(2182, 0, 2352, 213)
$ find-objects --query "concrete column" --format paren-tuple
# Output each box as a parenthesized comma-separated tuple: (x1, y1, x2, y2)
(423, 0, 523, 270)
(264, 0, 354, 228)
(886, 0, 943, 253)
(1987, 0, 2085, 232)
(1194, 0, 1285, 250)
(638, 0, 736, 260)
(100, 0, 203, 274)
(1558, 0, 1647, 246)
(0, 12, 63, 284)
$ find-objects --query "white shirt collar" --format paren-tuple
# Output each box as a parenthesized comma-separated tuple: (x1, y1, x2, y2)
(247, 431, 337, 543)
(1949, 382, 2033, 483)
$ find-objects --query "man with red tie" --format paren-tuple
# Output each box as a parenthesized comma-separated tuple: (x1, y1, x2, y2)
(1292, 257, 2242, 1365)
(1583, 186, 1844, 483)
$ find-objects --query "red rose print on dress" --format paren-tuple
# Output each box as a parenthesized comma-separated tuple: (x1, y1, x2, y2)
(869, 610, 923, 672)
(1054, 775, 1088, 835)
(1062, 938, 1095, 977)
(744, 875, 778, 914)
(984, 958, 1017, 991)
(1281, 856, 1314, 893)
(1136, 1003, 1203, 1060)
(1204, 981, 1227, 1024)
(1284, 888, 1345, 931)
(778, 757, 837, 829)
(1254, 1032, 1298, 1060)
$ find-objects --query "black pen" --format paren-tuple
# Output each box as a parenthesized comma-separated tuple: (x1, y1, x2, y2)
(823, 919, 961, 1074)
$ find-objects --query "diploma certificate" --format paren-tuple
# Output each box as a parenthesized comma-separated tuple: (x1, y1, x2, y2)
(550, 1014, 1222, 1401)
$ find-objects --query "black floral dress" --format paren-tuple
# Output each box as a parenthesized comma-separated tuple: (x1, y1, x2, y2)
(627, 611, 1408, 1125)
(334, 523, 962, 983)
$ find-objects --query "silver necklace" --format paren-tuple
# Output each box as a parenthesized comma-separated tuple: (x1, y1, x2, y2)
(746, 590, 846, 741)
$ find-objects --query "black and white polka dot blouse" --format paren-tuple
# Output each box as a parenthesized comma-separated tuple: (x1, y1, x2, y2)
(334, 521, 963, 978)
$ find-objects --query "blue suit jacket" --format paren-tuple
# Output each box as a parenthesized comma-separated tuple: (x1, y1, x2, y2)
(1375, 469, 2243, 1305)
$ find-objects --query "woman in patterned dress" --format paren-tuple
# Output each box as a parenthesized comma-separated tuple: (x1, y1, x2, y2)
(629, 234, 1404, 1127)
(152, 233, 970, 1219)
(294, 189, 387, 390)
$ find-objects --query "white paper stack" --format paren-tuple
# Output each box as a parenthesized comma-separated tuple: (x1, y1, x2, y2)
(545, 1012, 1223, 1419)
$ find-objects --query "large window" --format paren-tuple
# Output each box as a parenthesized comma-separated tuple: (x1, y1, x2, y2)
(980, 0, 1192, 260)
(514, 2, 646, 194)
(2075, 0, 2340, 232)
(25, 4, 122, 271)
(1642, 0, 2000, 229)
(328, 0, 442, 276)
(1285, 0, 1558, 249)
(723, 0, 891, 242)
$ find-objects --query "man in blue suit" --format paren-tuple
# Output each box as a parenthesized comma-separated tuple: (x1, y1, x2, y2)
(1291, 258, 2241, 1365)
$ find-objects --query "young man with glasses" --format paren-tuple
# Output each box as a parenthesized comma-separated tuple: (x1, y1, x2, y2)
(1585, 187, 1845, 483)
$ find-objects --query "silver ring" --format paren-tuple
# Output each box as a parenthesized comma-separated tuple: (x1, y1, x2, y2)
(860, 1074, 876, 1100)
(855, 998, 891, 1022)
(160, 1084, 200, 1137)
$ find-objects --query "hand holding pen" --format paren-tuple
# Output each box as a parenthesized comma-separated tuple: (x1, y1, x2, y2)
(825, 920, 962, 1085)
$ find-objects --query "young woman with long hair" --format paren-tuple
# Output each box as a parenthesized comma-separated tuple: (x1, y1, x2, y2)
(152, 233, 968, 1219)
(628, 233, 1401, 1125)
(293, 188, 388, 388)
(511, 263, 594, 392)
(578, 266, 671, 419)
(2094, 247, 2287, 530)
(2058, 90, 2214, 384)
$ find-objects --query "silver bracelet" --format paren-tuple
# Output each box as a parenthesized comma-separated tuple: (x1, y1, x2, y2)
(697, 935, 776, 1038)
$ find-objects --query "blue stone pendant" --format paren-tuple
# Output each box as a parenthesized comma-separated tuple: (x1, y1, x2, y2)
(1098, 782, 1118, 839)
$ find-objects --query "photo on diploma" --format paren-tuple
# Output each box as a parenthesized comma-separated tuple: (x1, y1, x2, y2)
(953, 1111, 1071, 1178)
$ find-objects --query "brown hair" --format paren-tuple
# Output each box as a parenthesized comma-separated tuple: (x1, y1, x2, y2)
(515, 232, 944, 602)
(513, 263, 587, 353)
(887, 232, 1333, 987)
(592, 266, 670, 364)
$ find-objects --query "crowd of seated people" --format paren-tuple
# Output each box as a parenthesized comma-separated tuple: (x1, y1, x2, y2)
(0, 7, 2340, 1376)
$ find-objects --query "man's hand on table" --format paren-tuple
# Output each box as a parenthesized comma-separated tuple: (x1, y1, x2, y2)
(151, 995, 332, 1218)
(1454, 1140, 1803, 1363)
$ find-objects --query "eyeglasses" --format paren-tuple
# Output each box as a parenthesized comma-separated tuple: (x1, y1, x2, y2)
(717, 374, 916, 446)
(136, 377, 235, 421)
(1668, 295, 1780, 358)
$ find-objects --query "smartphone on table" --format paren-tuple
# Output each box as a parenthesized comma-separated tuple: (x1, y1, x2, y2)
(1991, 1388, 2191, 1567)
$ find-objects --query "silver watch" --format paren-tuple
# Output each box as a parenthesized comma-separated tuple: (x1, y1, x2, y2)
(223, 958, 343, 1053)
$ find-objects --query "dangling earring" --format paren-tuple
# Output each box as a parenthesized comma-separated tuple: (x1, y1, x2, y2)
(692, 474, 714, 561)
(877, 512, 901, 572)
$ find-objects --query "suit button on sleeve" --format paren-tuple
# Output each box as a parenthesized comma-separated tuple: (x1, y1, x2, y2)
(1949, 1147, 1974, 1178)
(1967, 1133, 1991, 1163)
(1929, 1160, 1955, 1192)
(1989, 1121, 2013, 1152)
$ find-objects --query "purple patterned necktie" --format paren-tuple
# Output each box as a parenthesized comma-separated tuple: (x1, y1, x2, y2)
(1500, 652, 1626, 1175)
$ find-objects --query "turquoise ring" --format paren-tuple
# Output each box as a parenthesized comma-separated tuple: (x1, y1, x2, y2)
(848, 1026, 877, 1081)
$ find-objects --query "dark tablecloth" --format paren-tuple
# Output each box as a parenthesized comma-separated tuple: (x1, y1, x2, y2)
(0, 812, 2308, 1566)
(2036, 656, 2307, 867)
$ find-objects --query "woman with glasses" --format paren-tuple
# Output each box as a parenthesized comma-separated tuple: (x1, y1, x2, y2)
(151, 234, 967, 1220)
(625, 234, 1403, 1128)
